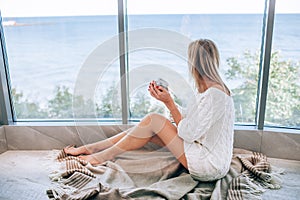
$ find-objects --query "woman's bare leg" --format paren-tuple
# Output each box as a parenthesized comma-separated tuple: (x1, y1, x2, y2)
(64, 131, 128, 155)
(64, 126, 165, 156)
(79, 113, 188, 168)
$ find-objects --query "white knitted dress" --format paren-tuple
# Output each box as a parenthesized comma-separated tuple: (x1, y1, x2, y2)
(178, 87, 235, 181)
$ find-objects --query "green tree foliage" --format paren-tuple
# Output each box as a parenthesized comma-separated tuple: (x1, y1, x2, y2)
(225, 50, 259, 123)
(129, 91, 165, 118)
(11, 88, 48, 119)
(225, 50, 300, 126)
(130, 92, 152, 118)
(96, 84, 121, 118)
(48, 86, 96, 118)
(73, 96, 95, 118)
(48, 86, 73, 118)
(265, 52, 300, 126)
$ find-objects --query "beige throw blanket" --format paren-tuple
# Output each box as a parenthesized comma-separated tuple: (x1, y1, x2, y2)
(47, 148, 283, 200)
(226, 151, 283, 200)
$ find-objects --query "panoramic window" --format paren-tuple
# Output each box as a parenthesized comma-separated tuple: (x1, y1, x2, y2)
(1, 0, 121, 121)
(126, 0, 265, 124)
(1, 0, 299, 128)
(264, 0, 300, 128)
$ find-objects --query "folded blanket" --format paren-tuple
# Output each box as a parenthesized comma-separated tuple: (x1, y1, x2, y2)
(47, 148, 283, 200)
(226, 151, 283, 200)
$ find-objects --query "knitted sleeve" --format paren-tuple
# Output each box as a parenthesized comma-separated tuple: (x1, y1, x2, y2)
(177, 92, 214, 143)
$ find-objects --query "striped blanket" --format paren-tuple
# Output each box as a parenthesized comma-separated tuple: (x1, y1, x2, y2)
(226, 151, 283, 200)
(46, 148, 283, 200)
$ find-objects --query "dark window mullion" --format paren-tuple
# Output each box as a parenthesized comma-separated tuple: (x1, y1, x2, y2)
(256, 0, 276, 130)
(118, 0, 129, 124)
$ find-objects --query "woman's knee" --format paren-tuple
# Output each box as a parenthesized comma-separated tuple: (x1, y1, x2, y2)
(143, 113, 169, 133)
(145, 112, 165, 121)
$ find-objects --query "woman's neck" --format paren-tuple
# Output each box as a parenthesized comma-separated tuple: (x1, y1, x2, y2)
(198, 76, 230, 96)
(198, 77, 215, 93)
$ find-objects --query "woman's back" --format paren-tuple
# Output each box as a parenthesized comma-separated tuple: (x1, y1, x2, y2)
(178, 87, 235, 181)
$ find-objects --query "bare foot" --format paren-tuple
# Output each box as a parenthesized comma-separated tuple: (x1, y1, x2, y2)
(78, 155, 105, 166)
(64, 145, 87, 156)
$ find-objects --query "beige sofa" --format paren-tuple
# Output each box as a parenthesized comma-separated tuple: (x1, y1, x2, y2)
(0, 125, 299, 199)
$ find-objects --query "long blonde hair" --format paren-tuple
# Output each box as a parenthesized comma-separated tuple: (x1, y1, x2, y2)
(188, 39, 230, 94)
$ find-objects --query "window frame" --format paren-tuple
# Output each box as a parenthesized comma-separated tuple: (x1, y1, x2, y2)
(0, 13, 13, 125)
(255, 0, 276, 130)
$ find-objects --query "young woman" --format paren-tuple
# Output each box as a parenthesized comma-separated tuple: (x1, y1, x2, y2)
(65, 39, 235, 181)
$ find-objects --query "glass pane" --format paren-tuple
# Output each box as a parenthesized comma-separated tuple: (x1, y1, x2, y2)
(1, 0, 121, 121)
(265, 0, 300, 128)
(126, 0, 265, 124)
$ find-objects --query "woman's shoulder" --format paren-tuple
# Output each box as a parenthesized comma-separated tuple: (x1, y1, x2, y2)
(195, 87, 232, 107)
(207, 85, 231, 96)
(191, 85, 232, 104)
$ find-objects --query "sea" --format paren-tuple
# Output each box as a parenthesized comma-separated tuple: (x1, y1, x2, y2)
(2, 14, 300, 107)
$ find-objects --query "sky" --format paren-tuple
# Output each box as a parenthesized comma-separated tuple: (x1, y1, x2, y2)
(0, 0, 299, 17)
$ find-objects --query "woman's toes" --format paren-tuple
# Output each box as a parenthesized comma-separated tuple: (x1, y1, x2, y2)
(79, 155, 101, 165)
(64, 145, 77, 155)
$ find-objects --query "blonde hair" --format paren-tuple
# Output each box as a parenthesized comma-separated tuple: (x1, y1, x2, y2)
(188, 39, 230, 94)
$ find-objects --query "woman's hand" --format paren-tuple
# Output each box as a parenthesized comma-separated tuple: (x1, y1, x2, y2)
(148, 80, 182, 125)
(148, 80, 173, 105)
